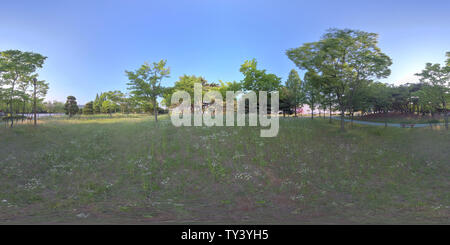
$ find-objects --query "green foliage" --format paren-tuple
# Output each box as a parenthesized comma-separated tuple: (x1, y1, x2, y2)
(64, 96, 79, 117)
(279, 86, 296, 115)
(172, 74, 208, 102)
(287, 28, 392, 129)
(44, 101, 65, 113)
(282, 69, 304, 115)
(415, 52, 449, 129)
(83, 101, 94, 115)
(101, 100, 115, 115)
(218, 80, 242, 94)
(161, 86, 175, 108)
(164, 75, 224, 108)
(238, 59, 281, 114)
(0, 50, 47, 127)
(34, 79, 49, 99)
(93, 94, 102, 113)
(302, 71, 323, 118)
(285, 69, 303, 104)
(366, 82, 392, 113)
(126, 60, 170, 121)
(240, 59, 281, 93)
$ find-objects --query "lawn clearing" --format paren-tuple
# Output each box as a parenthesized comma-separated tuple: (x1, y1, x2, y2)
(0, 116, 449, 224)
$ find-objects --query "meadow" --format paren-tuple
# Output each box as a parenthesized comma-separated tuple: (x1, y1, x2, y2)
(353, 112, 446, 124)
(0, 115, 449, 224)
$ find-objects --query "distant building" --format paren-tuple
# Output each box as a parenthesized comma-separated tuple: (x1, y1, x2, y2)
(299, 105, 322, 115)
(0, 110, 5, 117)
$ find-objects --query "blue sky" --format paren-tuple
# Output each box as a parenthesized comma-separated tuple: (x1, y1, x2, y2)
(1, 0, 449, 104)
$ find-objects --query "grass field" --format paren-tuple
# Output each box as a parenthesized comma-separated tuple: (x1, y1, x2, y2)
(353, 112, 446, 124)
(0, 115, 449, 224)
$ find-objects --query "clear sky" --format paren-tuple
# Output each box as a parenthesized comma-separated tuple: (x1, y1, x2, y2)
(1, 0, 449, 104)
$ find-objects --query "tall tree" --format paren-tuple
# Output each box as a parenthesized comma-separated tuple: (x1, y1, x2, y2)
(240, 59, 281, 114)
(287, 28, 392, 131)
(93, 93, 102, 114)
(285, 69, 303, 117)
(126, 60, 170, 122)
(101, 100, 115, 116)
(32, 77, 49, 125)
(83, 101, 94, 115)
(279, 85, 295, 117)
(64, 96, 79, 117)
(17, 75, 31, 120)
(0, 50, 47, 127)
(303, 71, 322, 119)
(415, 53, 450, 129)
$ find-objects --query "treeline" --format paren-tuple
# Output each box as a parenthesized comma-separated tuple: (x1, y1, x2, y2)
(280, 74, 450, 120)
(80, 90, 170, 117)
(3, 29, 448, 130)
(0, 50, 49, 127)
(82, 59, 282, 122)
(93, 28, 448, 130)
(284, 28, 449, 130)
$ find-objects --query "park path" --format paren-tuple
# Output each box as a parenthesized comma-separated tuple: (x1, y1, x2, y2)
(329, 116, 444, 128)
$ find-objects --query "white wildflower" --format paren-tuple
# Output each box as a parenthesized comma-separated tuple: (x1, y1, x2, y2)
(290, 194, 305, 201)
(234, 172, 252, 181)
(161, 177, 170, 185)
(76, 213, 89, 218)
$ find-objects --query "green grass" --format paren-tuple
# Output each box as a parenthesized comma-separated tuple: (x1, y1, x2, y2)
(0, 115, 449, 224)
(353, 114, 445, 124)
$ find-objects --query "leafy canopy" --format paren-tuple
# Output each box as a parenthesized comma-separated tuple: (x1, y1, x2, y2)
(240, 59, 281, 93)
(126, 60, 170, 102)
(286, 28, 392, 107)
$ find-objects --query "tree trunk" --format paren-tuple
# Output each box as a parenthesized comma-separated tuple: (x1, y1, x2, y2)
(444, 101, 448, 130)
(33, 80, 37, 126)
(340, 110, 345, 131)
(22, 100, 26, 123)
(350, 111, 354, 128)
(154, 98, 158, 122)
(9, 81, 16, 128)
(294, 105, 297, 117)
(329, 103, 332, 123)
